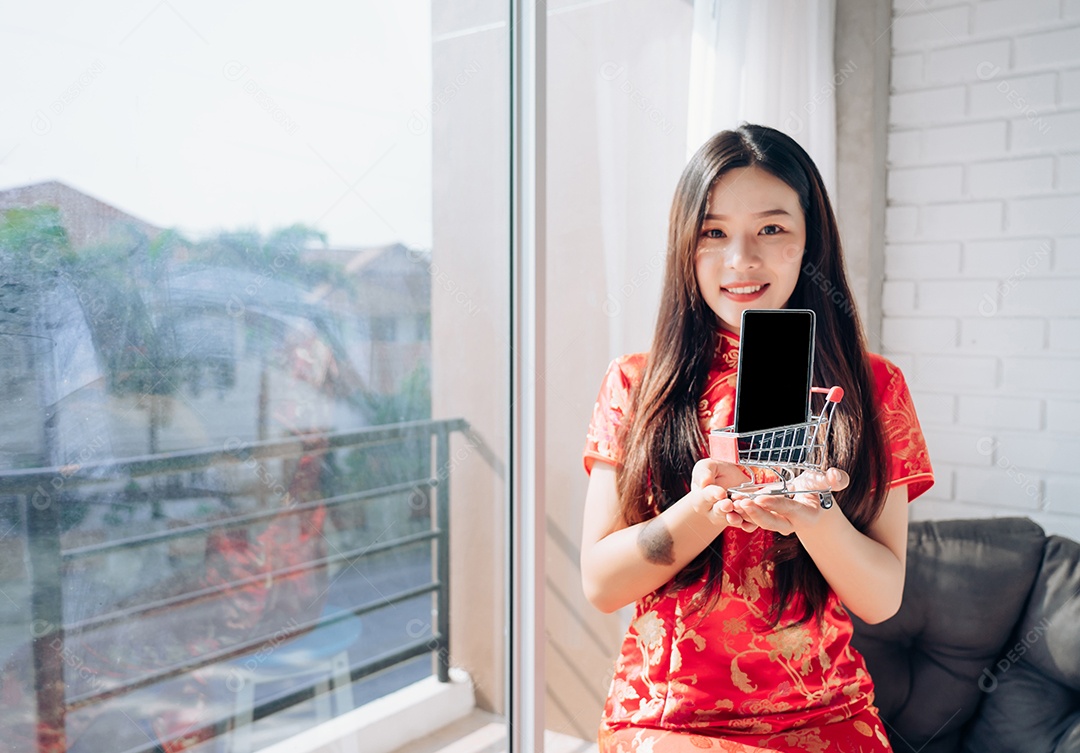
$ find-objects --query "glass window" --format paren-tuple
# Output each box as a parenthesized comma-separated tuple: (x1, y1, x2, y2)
(0, 3, 509, 751)
(371, 317, 399, 343)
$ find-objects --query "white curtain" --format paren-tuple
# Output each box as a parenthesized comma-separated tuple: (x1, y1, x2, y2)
(686, 0, 838, 198)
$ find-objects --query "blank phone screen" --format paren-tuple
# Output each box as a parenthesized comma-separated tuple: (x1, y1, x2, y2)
(733, 309, 815, 434)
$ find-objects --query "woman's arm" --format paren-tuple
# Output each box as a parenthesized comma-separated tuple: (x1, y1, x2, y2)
(732, 474, 909, 624)
(580, 459, 753, 614)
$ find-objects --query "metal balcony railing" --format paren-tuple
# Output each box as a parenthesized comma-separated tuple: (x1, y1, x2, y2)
(0, 418, 467, 753)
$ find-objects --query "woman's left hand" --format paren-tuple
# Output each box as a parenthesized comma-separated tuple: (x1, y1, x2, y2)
(730, 467, 850, 536)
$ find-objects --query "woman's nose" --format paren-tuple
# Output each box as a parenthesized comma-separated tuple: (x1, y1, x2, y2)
(725, 236, 761, 269)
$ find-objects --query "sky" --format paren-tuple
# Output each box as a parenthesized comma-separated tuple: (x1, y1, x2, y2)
(0, 1, 432, 249)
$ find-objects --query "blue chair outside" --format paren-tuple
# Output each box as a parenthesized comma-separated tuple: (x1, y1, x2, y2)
(224, 604, 363, 753)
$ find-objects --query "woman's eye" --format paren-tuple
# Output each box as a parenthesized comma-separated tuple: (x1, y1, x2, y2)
(760, 225, 783, 236)
(703, 228, 725, 239)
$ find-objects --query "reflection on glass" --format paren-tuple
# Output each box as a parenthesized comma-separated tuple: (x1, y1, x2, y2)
(0, 184, 446, 752)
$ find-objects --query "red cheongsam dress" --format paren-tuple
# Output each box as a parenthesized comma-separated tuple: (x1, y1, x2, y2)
(582, 329, 934, 753)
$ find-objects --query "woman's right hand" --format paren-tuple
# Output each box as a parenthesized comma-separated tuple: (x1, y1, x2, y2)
(691, 458, 758, 533)
(691, 457, 753, 491)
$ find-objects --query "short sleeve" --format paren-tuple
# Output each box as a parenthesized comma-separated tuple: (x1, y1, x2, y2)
(871, 356, 934, 502)
(582, 354, 641, 475)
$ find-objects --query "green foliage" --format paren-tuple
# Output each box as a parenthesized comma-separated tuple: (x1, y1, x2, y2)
(0, 206, 75, 268)
(188, 223, 336, 286)
(368, 361, 432, 425)
(344, 362, 433, 497)
(1, 204, 434, 499)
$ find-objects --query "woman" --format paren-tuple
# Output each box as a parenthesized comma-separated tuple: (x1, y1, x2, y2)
(581, 124, 933, 752)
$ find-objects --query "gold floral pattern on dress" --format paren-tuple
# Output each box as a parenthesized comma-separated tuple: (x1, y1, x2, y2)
(691, 697, 736, 723)
(682, 626, 709, 653)
(722, 617, 747, 635)
(875, 724, 891, 748)
(715, 331, 740, 371)
(633, 610, 668, 667)
(632, 691, 667, 725)
(729, 717, 773, 735)
(776, 727, 829, 753)
(817, 644, 832, 671)
(734, 563, 770, 603)
(743, 693, 794, 717)
(873, 358, 934, 499)
(730, 657, 757, 693)
(765, 626, 814, 664)
(601, 709, 892, 753)
(853, 720, 873, 737)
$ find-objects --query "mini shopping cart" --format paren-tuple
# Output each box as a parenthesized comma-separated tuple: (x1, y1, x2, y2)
(708, 386, 845, 509)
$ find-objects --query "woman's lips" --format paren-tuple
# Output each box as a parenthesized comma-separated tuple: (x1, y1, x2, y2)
(721, 282, 769, 302)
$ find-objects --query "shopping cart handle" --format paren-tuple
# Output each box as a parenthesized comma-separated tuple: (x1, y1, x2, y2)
(810, 386, 844, 403)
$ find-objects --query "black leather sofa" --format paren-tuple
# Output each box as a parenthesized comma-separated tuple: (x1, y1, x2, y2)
(851, 517, 1080, 753)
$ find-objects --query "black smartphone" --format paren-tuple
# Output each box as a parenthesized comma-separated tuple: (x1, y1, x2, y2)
(733, 309, 816, 434)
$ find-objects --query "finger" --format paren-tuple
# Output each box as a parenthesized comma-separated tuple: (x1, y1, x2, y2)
(795, 468, 848, 494)
(715, 462, 754, 488)
(730, 484, 770, 502)
(723, 504, 760, 532)
(825, 467, 850, 492)
(752, 493, 817, 518)
(725, 511, 747, 528)
(712, 497, 735, 514)
(733, 498, 773, 526)
(702, 484, 729, 502)
(737, 499, 793, 534)
(793, 470, 826, 493)
(692, 458, 721, 490)
(728, 511, 759, 533)
(739, 518, 760, 533)
(793, 491, 824, 508)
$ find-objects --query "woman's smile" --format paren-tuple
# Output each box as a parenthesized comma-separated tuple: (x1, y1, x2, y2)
(720, 281, 770, 301)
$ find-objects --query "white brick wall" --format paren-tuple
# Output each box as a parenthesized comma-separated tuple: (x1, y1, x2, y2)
(884, 1, 1080, 536)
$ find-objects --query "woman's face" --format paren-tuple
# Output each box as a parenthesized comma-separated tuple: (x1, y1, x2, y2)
(694, 166, 806, 334)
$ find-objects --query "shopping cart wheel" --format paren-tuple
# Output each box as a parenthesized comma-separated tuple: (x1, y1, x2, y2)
(819, 491, 834, 509)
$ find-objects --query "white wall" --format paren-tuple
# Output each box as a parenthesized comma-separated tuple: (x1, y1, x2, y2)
(883, 0, 1080, 538)
(432, 0, 511, 714)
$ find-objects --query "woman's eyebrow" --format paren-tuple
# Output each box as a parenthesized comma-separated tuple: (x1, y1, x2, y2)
(704, 208, 792, 220)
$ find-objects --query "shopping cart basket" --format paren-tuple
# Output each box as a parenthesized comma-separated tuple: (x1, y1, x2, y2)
(708, 386, 844, 509)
